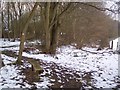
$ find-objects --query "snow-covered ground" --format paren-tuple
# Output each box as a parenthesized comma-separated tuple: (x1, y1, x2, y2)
(0, 39, 119, 89)
(23, 45, 119, 88)
(0, 39, 20, 48)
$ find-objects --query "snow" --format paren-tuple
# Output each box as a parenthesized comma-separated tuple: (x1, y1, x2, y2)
(0, 52, 51, 89)
(1, 54, 17, 65)
(0, 39, 20, 48)
(0, 38, 20, 52)
(0, 39, 119, 89)
(23, 45, 119, 88)
(34, 77, 52, 88)
(0, 65, 23, 89)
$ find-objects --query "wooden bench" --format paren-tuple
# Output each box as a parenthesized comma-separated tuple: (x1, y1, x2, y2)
(27, 59, 43, 73)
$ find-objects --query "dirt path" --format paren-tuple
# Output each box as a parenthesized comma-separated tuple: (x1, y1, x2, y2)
(21, 58, 95, 89)
(1, 50, 119, 89)
(1, 50, 95, 89)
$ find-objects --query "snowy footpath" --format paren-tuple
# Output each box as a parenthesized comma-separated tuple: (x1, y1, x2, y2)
(0, 39, 120, 89)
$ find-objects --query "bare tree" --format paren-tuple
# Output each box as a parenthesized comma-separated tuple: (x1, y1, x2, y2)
(17, 2, 38, 64)
(39, 2, 75, 54)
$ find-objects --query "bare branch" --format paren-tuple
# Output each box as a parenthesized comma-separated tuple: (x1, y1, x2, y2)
(80, 2, 119, 14)
(50, 2, 59, 26)
(49, 3, 72, 31)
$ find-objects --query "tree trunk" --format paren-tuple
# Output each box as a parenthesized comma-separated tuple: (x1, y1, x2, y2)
(18, 2, 22, 37)
(50, 22, 59, 54)
(10, 13, 14, 41)
(73, 19, 76, 40)
(1, 10, 4, 38)
(0, 54, 4, 68)
(12, 2, 17, 40)
(0, 11, 4, 68)
(50, 7, 60, 54)
(16, 3, 38, 64)
(43, 2, 60, 54)
(7, 2, 10, 41)
(41, 2, 71, 54)
(45, 2, 51, 53)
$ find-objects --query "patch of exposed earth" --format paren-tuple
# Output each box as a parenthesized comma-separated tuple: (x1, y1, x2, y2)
(1, 48, 120, 89)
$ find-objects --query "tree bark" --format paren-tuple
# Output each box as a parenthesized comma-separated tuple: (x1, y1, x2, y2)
(73, 19, 76, 40)
(12, 2, 17, 40)
(44, 2, 51, 53)
(0, 11, 4, 68)
(0, 54, 4, 68)
(7, 2, 10, 41)
(17, 3, 38, 64)
(1, 10, 4, 38)
(18, 2, 22, 37)
(50, 21, 60, 54)
(40, 2, 72, 54)
(50, 6, 60, 54)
